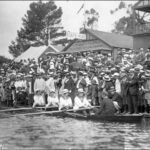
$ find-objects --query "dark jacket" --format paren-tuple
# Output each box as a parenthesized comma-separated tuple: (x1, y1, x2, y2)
(128, 75, 139, 96)
(98, 98, 116, 115)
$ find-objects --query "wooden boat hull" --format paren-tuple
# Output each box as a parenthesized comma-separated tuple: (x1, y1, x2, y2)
(48, 112, 144, 123)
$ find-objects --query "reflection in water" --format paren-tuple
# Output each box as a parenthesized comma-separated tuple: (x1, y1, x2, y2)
(0, 116, 150, 149)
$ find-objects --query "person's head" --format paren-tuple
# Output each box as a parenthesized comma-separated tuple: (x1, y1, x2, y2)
(62, 89, 69, 98)
(108, 86, 116, 98)
(49, 90, 56, 97)
(113, 73, 120, 79)
(77, 88, 85, 98)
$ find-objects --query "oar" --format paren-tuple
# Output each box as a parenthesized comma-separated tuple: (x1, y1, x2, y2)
(0, 106, 58, 113)
(12, 106, 100, 117)
(64, 112, 87, 118)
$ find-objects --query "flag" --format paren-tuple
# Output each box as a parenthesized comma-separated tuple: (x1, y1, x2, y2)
(77, 3, 84, 14)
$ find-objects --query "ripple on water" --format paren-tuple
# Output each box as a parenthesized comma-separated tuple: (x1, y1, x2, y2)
(0, 115, 150, 149)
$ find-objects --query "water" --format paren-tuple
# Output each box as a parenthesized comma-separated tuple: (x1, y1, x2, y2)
(0, 115, 150, 149)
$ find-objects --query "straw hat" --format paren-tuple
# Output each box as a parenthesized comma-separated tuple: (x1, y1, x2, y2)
(78, 88, 85, 93)
(62, 89, 69, 94)
(103, 75, 111, 81)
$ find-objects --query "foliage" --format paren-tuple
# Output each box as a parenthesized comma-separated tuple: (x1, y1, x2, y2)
(83, 8, 99, 29)
(0, 56, 11, 65)
(110, 1, 150, 35)
(9, 0, 65, 58)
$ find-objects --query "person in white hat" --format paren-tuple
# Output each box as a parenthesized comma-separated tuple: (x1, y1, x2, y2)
(32, 89, 45, 108)
(73, 88, 91, 110)
(59, 89, 73, 110)
(46, 89, 59, 108)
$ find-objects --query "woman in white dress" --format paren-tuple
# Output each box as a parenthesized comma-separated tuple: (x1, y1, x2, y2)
(32, 90, 45, 108)
(46, 89, 59, 108)
(74, 88, 91, 110)
(59, 89, 73, 110)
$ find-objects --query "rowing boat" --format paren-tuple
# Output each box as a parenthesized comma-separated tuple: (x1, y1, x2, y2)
(48, 111, 144, 123)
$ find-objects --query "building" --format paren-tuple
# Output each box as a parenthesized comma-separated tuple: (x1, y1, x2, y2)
(61, 29, 133, 60)
(133, 0, 150, 50)
(15, 44, 63, 62)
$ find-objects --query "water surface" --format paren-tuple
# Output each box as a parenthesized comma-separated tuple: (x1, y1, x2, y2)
(0, 115, 150, 149)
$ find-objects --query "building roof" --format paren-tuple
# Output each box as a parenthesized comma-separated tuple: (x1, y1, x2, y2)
(86, 29, 133, 49)
(61, 39, 111, 53)
(15, 44, 59, 62)
(134, 0, 150, 12)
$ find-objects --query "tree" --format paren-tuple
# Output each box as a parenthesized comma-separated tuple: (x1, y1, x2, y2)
(110, 1, 150, 35)
(83, 8, 99, 30)
(9, 0, 65, 57)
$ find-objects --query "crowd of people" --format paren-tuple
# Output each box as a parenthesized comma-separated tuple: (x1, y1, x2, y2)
(0, 47, 150, 115)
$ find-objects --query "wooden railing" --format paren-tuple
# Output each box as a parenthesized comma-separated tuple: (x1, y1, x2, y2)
(134, 23, 150, 34)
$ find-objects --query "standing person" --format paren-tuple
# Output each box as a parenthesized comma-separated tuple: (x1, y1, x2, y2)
(142, 70, 150, 113)
(113, 73, 121, 95)
(59, 89, 73, 110)
(76, 72, 87, 91)
(120, 72, 129, 113)
(64, 73, 76, 105)
(128, 69, 139, 114)
(3, 79, 12, 107)
(26, 74, 35, 106)
(46, 73, 56, 94)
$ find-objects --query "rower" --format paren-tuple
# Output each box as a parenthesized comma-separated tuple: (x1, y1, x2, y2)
(108, 86, 123, 114)
(45, 89, 59, 108)
(94, 91, 116, 116)
(73, 88, 91, 110)
(59, 89, 73, 110)
(32, 89, 45, 108)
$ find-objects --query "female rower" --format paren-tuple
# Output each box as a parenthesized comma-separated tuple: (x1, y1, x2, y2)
(59, 89, 73, 110)
(45, 89, 59, 108)
(73, 88, 91, 110)
(32, 89, 45, 108)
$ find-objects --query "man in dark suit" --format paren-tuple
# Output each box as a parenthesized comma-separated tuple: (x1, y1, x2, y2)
(127, 69, 139, 114)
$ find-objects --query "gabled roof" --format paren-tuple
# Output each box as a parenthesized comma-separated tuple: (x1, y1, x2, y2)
(15, 44, 60, 62)
(86, 29, 133, 49)
(61, 39, 111, 54)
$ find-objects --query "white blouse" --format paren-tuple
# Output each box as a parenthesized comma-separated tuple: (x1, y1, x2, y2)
(73, 96, 91, 110)
(46, 96, 59, 107)
(59, 97, 72, 110)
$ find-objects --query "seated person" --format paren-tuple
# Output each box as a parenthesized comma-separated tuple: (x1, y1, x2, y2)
(108, 86, 123, 114)
(59, 89, 73, 110)
(32, 90, 45, 108)
(46, 90, 59, 108)
(94, 91, 116, 116)
(74, 88, 91, 110)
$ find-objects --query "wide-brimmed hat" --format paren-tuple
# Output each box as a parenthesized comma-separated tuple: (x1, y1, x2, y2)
(78, 88, 85, 93)
(113, 72, 120, 77)
(50, 89, 55, 93)
(103, 75, 111, 81)
(62, 89, 69, 94)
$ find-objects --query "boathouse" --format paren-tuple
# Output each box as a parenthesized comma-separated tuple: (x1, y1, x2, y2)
(61, 29, 133, 60)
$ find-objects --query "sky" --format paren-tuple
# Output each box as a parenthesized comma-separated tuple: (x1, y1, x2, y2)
(0, 0, 137, 58)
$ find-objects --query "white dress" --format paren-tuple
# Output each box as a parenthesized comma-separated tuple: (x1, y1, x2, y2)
(73, 96, 91, 110)
(33, 95, 45, 106)
(59, 97, 72, 110)
(46, 96, 59, 107)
